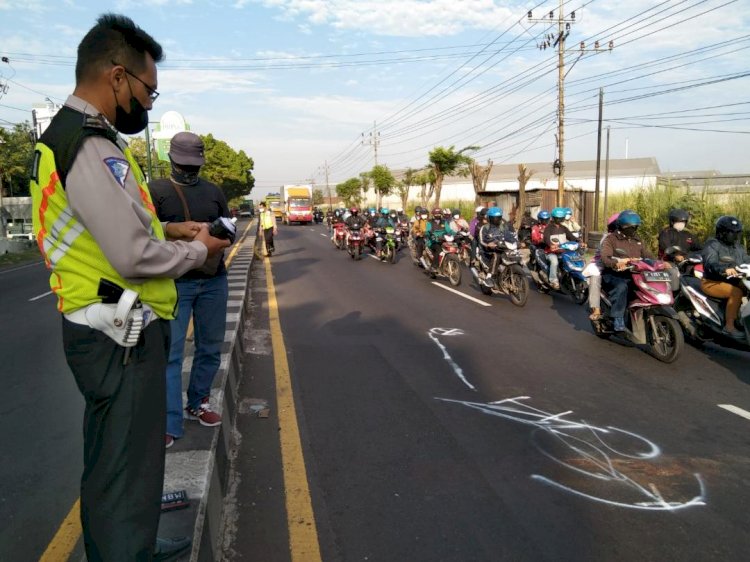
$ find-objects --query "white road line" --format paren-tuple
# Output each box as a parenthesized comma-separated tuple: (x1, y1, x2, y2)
(718, 404, 750, 422)
(319, 234, 328, 237)
(431, 282, 491, 307)
(29, 291, 53, 302)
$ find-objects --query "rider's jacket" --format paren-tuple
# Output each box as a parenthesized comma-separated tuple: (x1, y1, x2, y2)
(411, 218, 428, 237)
(345, 215, 367, 229)
(426, 219, 453, 243)
(658, 226, 701, 260)
(450, 218, 470, 233)
(478, 222, 509, 249)
(701, 237, 750, 281)
(600, 230, 652, 270)
(543, 222, 576, 251)
(374, 216, 394, 229)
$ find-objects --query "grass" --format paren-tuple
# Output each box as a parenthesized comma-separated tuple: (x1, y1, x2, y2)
(0, 246, 43, 269)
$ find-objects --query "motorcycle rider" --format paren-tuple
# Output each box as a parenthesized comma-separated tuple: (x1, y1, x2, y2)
(450, 208, 470, 233)
(530, 210, 550, 246)
(411, 207, 429, 265)
(585, 212, 621, 321)
(470, 207, 487, 265)
(373, 208, 394, 258)
(658, 208, 702, 291)
(600, 210, 654, 332)
(562, 207, 582, 235)
(543, 207, 578, 290)
(426, 207, 454, 272)
(478, 207, 510, 272)
(700, 216, 750, 339)
(518, 210, 537, 244)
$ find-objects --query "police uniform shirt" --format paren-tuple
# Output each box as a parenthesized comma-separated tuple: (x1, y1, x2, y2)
(63, 95, 206, 282)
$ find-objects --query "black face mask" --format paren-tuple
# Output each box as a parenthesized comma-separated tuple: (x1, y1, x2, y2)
(112, 86, 148, 134)
(721, 231, 739, 245)
(621, 226, 638, 238)
(171, 162, 201, 185)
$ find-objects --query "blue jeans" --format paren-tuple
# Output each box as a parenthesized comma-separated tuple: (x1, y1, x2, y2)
(166, 274, 228, 438)
(548, 252, 560, 282)
(602, 273, 630, 320)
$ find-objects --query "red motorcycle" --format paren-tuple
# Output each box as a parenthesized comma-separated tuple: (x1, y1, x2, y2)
(332, 222, 346, 250)
(422, 234, 462, 286)
(591, 256, 684, 363)
(346, 225, 364, 260)
(454, 231, 474, 267)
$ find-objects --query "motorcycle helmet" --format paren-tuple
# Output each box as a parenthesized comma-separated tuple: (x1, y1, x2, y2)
(452, 208, 461, 219)
(537, 210, 551, 223)
(441, 208, 451, 219)
(551, 207, 566, 222)
(668, 208, 689, 232)
(397, 208, 404, 214)
(475, 205, 484, 215)
(381, 207, 389, 216)
(715, 215, 743, 246)
(563, 207, 573, 220)
(432, 208, 443, 218)
(350, 207, 359, 215)
(389, 210, 398, 220)
(369, 208, 376, 216)
(617, 209, 642, 237)
(487, 207, 503, 226)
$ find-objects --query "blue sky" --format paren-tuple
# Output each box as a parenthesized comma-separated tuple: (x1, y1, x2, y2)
(1, 0, 749, 201)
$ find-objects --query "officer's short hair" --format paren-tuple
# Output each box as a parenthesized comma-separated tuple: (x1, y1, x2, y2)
(76, 13, 164, 84)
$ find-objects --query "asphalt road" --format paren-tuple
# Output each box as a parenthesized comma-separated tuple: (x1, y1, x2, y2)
(225, 222, 750, 562)
(0, 258, 83, 561)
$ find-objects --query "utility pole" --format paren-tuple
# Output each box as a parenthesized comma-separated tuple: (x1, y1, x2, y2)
(603, 125, 611, 223)
(594, 88, 604, 231)
(324, 160, 332, 210)
(362, 121, 380, 166)
(528, 3, 613, 207)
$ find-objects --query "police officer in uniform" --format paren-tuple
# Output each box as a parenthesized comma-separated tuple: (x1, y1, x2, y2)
(29, 14, 229, 561)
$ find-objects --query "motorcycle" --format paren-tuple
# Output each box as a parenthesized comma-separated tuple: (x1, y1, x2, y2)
(454, 231, 474, 268)
(313, 210, 324, 224)
(591, 254, 684, 363)
(421, 234, 462, 286)
(332, 222, 347, 250)
(376, 226, 398, 264)
(470, 232, 529, 307)
(347, 225, 364, 260)
(396, 220, 410, 250)
(529, 241, 588, 305)
(670, 247, 750, 348)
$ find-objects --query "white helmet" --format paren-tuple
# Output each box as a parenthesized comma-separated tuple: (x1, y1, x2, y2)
(475, 205, 484, 213)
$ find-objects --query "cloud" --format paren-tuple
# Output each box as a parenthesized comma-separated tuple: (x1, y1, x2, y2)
(252, 0, 517, 37)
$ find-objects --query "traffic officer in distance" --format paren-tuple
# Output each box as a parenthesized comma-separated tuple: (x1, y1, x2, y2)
(29, 13, 228, 562)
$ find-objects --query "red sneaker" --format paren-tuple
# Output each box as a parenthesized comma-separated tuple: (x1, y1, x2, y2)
(185, 398, 222, 427)
(166, 435, 175, 449)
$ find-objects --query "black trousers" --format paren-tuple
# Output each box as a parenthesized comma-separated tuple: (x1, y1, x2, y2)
(263, 227, 275, 252)
(63, 317, 170, 562)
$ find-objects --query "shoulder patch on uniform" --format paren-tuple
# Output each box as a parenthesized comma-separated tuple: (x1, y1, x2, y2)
(30, 150, 41, 183)
(103, 157, 130, 187)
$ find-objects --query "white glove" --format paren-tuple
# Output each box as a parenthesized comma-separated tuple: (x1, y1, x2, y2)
(84, 289, 144, 347)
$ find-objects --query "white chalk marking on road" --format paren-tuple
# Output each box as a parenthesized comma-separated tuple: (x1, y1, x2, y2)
(29, 291, 53, 302)
(718, 404, 750, 422)
(431, 282, 491, 307)
(428, 328, 476, 391)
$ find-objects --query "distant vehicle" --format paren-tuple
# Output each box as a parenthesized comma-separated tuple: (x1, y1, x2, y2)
(238, 200, 254, 217)
(264, 193, 283, 221)
(281, 185, 313, 225)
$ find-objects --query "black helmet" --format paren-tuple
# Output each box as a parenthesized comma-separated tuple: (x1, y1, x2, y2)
(716, 215, 743, 245)
(668, 208, 689, 225)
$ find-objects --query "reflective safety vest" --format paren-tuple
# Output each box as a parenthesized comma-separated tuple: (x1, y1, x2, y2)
(260, 209, 275, 230)
(30, 106, 177, 318)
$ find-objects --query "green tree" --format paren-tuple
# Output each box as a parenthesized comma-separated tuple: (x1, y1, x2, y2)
(370, 164, 395, 209)
(396, 167, 418, 210)
(428, 145, 479, 208)
(0, 122, 35, 197)
(359, 172, 371, 206)
(414, 167, 436, 208)
(128, 137, 167, 180)
(336, 177, 363, 207)
(312, 188, 325, 205)
(200, 134, 255, 201)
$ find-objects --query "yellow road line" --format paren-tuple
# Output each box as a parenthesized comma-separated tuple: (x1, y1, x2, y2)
(263, 255, 322, 562)
(40, 219, 259, 560)
(38, 499, 80, 562)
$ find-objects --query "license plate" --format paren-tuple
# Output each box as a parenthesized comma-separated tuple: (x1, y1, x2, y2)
(643, 271, 670, 282)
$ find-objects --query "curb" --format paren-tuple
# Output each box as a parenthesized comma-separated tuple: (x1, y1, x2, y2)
(163, 219, 259, 562)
